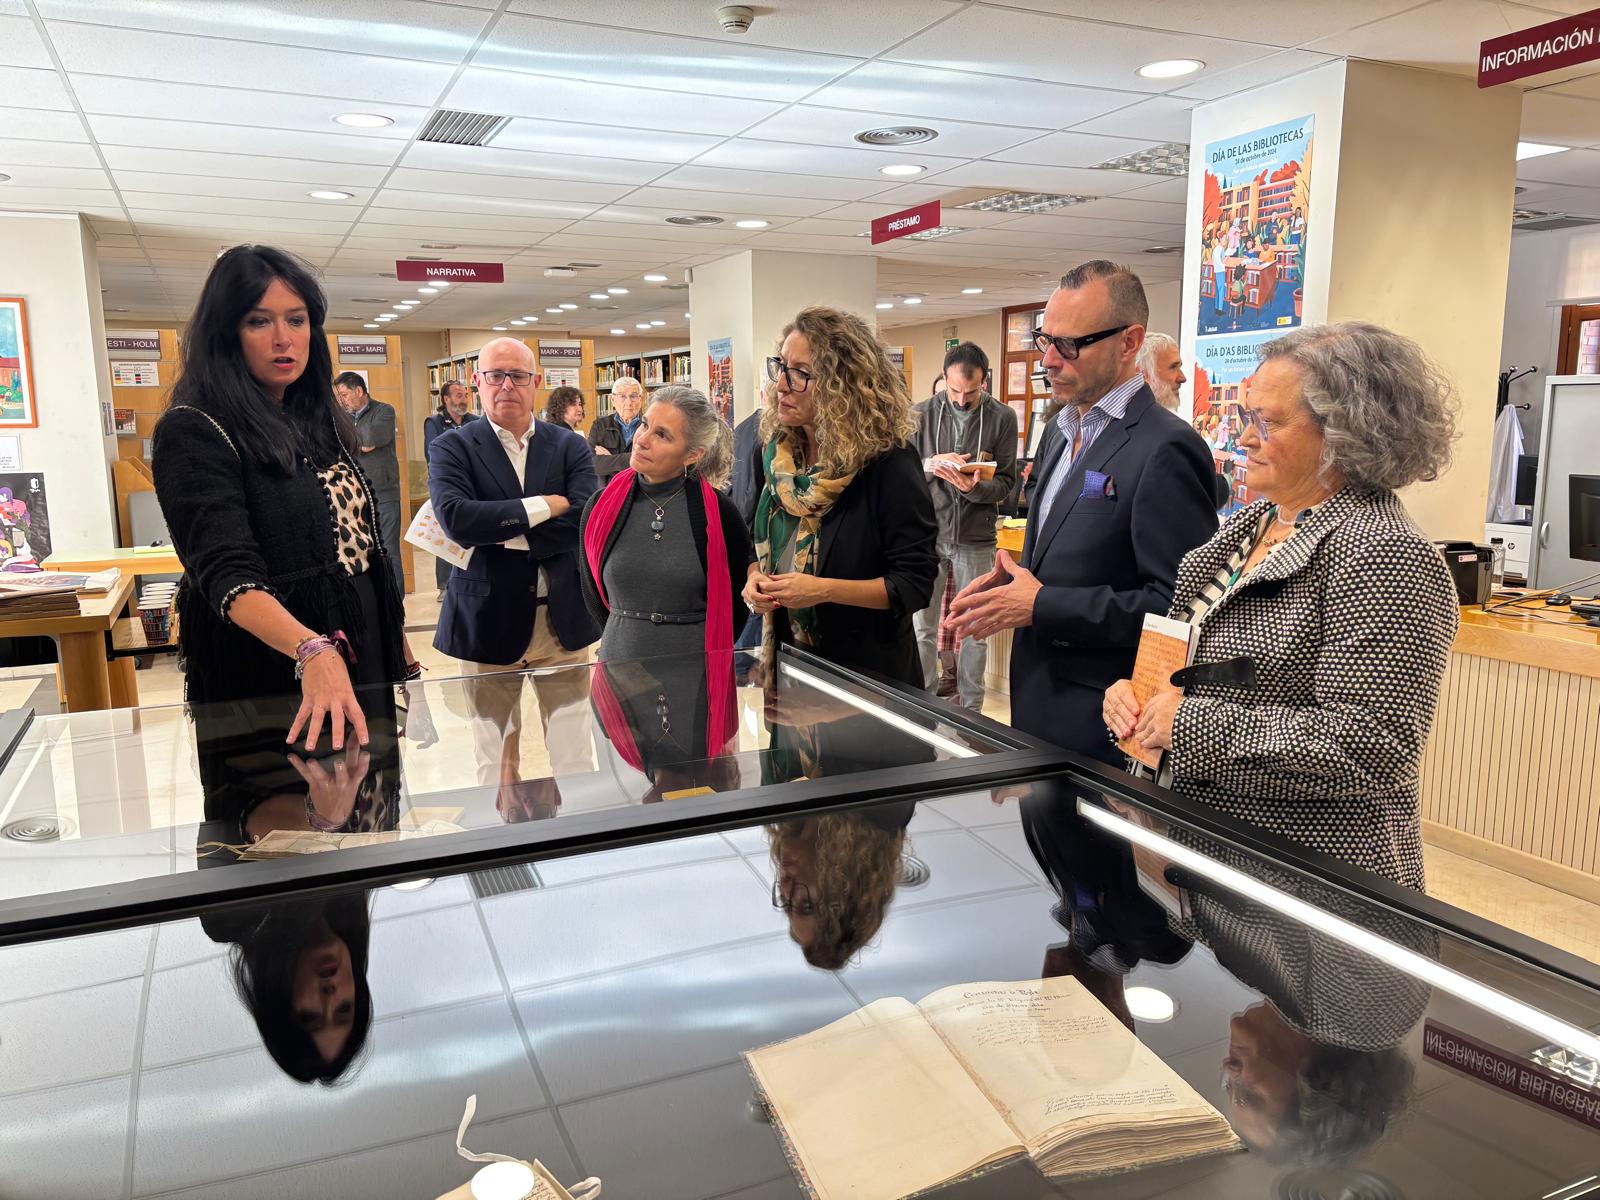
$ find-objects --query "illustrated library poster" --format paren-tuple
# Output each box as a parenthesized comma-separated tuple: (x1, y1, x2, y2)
(1195, 114, 1313, 338)
(0, 472, 50, 566)
(707, 337, 734, 424)
(1191, 332, 1275, 516)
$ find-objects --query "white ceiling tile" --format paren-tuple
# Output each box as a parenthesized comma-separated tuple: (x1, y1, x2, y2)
(471, 12, 859, 102)
(622, 186, 838, 218)
(0, 105, 87, 142)
(0, 162, 109, 188)
(988, 129, 1169, 168)
(925, 160, 1164, 196)
(109, 172, 354, 203)
(692, 137, 967, 181)
(383, 167, 631, 205)
(506, 0, 962, 57)
(126, 209, 354, 234)
(99, 145, 390, 185)
(1304, 0, 1551, 77)
(0, 14, 51, 69)
(444, 66, 782, 138)
(1167, 49, 1336, 102)
(1121, 175, 1190, 203)
(373, 190, 600, 221)
(1514, 147, 1600, 187)
(744, 104, 1047, 159)
(804, 60, 1133, 128)
(648, 164, 888, 201)
(44, 23, 456, 103)
(0, 66, 74, 110)
(1520, 91, 1600, 148)
(482, 113, 721, 166)
(888, 7, 1277, 93)
(398, 142, 664, 185)
(992, 0, 1422, 46)
(118, 192, 374, 221)
(1069, 96, 1198, 142)
(0, 185, 118, 204)
(88, 115, 408, 166)
(1546, 70, 1600, 102)
(37, 0, 490, 59)
(1064, 195, 1189, 224)
(69, 75, 432, 138)
(0, 137, 100, 167)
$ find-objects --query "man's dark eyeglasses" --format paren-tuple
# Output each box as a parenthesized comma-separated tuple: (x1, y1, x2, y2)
(480, 368, 536, 387)
(1032, 326, 1130, 361)
(765, 356, 814, 393)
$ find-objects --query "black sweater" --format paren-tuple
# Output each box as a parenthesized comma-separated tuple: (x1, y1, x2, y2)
(151, 404, 408, 705)
(578, 475, 754, 637)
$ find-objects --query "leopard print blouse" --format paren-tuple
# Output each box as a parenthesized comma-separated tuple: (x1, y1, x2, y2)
(317, 462, 374, 575)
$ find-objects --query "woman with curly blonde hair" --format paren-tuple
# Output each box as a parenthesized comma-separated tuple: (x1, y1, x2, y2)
(768, 807, 910, 970)
(741, 305, 937, 684)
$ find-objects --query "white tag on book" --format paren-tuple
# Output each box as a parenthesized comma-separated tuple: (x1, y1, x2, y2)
(406, 500, 474, 570)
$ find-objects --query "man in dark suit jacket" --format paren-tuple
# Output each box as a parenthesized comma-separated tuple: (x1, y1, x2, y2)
(947, 261, 1217, 763)
(334, 372, 404, 593)
(429, 337, 600, 787)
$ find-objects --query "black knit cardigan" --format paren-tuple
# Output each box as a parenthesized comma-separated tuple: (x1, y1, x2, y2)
(151, 404, 408, 705)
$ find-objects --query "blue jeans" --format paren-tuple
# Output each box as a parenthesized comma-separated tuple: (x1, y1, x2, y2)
(914, 541, 994, 712)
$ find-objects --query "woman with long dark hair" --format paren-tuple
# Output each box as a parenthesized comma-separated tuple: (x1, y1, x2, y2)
(152, 245, 413, 750)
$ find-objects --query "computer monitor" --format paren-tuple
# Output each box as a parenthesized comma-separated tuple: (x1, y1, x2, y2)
(1514, 454, 1539, 508)
(1570, 475, 1600, 564)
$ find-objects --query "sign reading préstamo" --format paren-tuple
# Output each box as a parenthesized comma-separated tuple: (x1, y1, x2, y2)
(394, 260, 505, 283)
(871, 201, 941, 245)
(1479, 7, 1600, 87)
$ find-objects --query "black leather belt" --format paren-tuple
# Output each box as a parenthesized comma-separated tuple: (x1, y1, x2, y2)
(612, 608, 705, 625)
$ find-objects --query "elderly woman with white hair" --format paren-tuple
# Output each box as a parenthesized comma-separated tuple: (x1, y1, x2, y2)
(1103, 322, 1460, 890)
(1136, 332, 1185, 410)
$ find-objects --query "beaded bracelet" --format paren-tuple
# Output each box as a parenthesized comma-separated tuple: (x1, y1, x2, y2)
(293, 631, 352, 680)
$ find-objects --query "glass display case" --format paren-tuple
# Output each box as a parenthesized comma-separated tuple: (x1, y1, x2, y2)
(3, 649, 1598, 1199)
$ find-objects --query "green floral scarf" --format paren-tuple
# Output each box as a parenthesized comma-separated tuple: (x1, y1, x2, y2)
(752, 437, 855, 653)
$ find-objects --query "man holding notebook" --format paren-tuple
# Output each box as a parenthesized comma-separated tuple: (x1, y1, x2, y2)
(945, 260, 1216, 763)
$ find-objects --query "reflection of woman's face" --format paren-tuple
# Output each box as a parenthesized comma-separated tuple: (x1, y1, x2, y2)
(776, 838, 819, 948)
(292, 922, 356, 1063)
(1222, 1002, 1312, 1151)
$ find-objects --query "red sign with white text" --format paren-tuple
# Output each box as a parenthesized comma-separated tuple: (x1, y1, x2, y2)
(1479, 7, 1600, 87)
(871, 201, 941, 245)
(394, 260, 505, 283)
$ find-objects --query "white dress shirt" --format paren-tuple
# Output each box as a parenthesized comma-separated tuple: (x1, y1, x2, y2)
(485, 418, 556, 598)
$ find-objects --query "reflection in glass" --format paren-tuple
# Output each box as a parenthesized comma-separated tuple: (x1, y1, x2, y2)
(199, 890, 374, 1085)
(768, 807, 911, 970)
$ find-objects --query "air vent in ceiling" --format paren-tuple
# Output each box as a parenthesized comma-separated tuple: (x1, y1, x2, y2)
(855, 125, 939, 146)
(1094, 141, 1189, 175)
(666, 214, 724, 226)
(2, 815, 74, 843)
(662, 282, 689, 290)
(420, 243, 459, 249)
(569, 261, 602, 268)
(418, 109, 511, 147)
(957, 191, 1092, 215)
(404, 255, 441, 261)
(1513, 209, 1600, 231)
(469, 862, 541, 899)
(905, 225, 966, 241)
(352, 297, 389, 303)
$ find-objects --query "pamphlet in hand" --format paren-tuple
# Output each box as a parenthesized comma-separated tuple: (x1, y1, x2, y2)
(405, 500, 474, 571)
(1118, 613, 1198, 770)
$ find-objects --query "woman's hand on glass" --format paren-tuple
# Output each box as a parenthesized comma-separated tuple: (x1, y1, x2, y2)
(288, 649, 369, 751)
(286, 743, 370, 828)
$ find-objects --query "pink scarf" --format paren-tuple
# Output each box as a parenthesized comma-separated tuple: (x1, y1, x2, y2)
(583, 469, 736, 760)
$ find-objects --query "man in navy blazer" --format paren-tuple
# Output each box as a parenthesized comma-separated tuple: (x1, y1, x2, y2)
(947, 261, 1217, 764)
(429, 337, 600, 787)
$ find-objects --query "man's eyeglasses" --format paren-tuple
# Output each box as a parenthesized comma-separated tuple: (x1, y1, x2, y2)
(479, 368, 536, 388)
(766, 356, 814, 393)
(1032, 326, 1130, 361)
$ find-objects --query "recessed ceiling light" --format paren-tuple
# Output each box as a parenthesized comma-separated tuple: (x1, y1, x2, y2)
(902, 296, 923, 305)
(643, 273, 668, 282)
(559, 302, 578, 310)
(879, 163, 926, 177)
(589, 292, 609, 300)
(417, 287, 439, 295)
(335, 112, 394, 128)
(1124, 986, 1176, 1022)
(510, 320, 527, 326)
(397, 300, 418, 307)
(307, 189, 354, 201)
(962, 287, 984, 295)
(546, 307, 562, 314)
(684, 312, 692, 319)
(1137, 58, 1204, 79)
(636, 323, 651, 330)
(363, 322, 380, 329)
(735, 219, 769, 229)
(608, 287, 629, 295)
(492, 325, 508, 331)
(433, 281, 450, 288)
(610, 328, 627, 335)
(527, 316, 539, 322)
(875, 302, 894, 309)
(1516, 140, 1570, 161)
(375, 315, 394, 322)
(650, 320, 666, 326)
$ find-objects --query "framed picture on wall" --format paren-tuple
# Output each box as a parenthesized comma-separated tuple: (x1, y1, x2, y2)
(0, 297, 39, 430)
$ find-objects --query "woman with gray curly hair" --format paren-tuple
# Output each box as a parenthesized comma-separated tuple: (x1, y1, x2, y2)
(1103, 322, 1460, 889)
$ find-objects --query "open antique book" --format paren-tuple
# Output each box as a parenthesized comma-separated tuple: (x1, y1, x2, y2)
(745, 976, 1240, 1200)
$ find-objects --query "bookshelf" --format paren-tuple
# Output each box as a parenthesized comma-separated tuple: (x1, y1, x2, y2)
(1000, 301, 1050, 468)
(593, 345, 690, 416)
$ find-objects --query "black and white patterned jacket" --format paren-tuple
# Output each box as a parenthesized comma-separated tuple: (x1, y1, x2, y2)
(1167, 488, 1459, 890)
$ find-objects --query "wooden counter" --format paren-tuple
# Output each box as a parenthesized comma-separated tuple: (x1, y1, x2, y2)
(1420, 604, 1600, 900)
